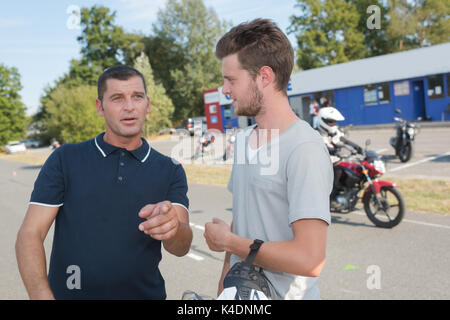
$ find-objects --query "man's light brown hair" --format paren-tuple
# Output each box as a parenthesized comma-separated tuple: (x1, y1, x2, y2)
(215, 18, 294, 95)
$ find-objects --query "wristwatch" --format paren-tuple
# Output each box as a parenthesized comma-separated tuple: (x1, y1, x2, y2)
(244, 239, 264, 266)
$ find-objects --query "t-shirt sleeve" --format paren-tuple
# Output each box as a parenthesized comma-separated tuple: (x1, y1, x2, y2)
(166, 163, 189, 213)
(286, 142, 333, 226)
(29, 148, 65, 207)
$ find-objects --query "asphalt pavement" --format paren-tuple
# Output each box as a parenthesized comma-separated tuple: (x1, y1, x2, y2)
(1, 126, 449, 300)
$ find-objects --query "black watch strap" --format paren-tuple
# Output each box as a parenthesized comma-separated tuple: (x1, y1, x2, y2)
(244, 239, 264, 266)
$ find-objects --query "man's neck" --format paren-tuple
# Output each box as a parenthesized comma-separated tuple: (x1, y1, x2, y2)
(254, 94, 299, 132)
(249, 94, 299, 149)
(103, 131, 143, 151)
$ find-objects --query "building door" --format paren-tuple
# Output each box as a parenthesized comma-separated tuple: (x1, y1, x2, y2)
(412, 80, 426, 120)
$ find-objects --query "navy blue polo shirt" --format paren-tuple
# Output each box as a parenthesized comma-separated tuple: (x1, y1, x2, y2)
(29, 132, 189, 300)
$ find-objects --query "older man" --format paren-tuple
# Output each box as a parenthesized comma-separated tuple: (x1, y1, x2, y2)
(16, 65, 192, 300)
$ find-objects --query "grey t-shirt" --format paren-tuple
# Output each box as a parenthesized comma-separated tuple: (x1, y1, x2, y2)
(227, 119, 333, 299)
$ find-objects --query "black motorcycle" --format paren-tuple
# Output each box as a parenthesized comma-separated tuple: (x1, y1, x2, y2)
(389, 109, 420, 163)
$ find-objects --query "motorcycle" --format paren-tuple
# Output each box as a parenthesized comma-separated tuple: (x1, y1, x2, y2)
(193, 133, 215, 160)
(222, 131, 236, 161)
(331, 140, 405, 228)
(389, 108, 420, 163)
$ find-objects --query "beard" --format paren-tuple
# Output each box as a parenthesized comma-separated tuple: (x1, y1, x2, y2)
(234, 80, 263, 117)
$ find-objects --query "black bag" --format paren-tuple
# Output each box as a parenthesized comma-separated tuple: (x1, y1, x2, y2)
(222, 239, 272, 300)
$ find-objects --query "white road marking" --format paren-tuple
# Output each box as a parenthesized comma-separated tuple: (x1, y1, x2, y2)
(186, 253, 204, 261)
(388, 151, 450, 172)
(189, 222, 205, 231)
(351, 212, 450, 230)
(376, 148, 388, 154)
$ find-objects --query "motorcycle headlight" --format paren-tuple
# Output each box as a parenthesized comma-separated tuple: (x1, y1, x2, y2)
(373, 159, 386, 174)
(407, 128, 415, 136)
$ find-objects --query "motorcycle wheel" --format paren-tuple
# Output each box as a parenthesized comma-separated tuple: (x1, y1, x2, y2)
(398, 142, 412, 162)
(363, 186, 405, 228)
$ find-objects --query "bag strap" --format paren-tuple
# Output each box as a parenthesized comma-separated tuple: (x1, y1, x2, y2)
(243, 239, 264, 267)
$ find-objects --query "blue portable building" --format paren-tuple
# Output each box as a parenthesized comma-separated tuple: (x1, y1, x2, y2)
(287, 42, 450, 126)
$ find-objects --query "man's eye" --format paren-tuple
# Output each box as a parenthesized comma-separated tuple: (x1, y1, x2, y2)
(134, 95, 144, 99)
(113, 96, 122, 101)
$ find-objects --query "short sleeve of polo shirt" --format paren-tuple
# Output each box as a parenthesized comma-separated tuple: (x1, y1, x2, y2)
(166, 163, 189, 212)
(29, 147, 65, 207)
(286, 141, 333, 226)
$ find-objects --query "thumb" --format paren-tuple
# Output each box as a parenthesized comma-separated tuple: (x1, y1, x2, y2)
(212, 218, 226, 225)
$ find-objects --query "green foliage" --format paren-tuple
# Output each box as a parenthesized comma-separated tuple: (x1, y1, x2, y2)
(290, 0, 450, 70)
(148, 0, 229, 120)
(0, 64, 26, 145)
(44, 85, 104, 143)
(133, 52, 174, 136)
(289, 0, 367, 70)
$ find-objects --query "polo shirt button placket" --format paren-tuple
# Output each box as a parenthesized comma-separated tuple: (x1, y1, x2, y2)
(118, 150, 126, 183)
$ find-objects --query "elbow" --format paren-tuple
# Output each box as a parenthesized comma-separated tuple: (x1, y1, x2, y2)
(294, 254, 326, 278)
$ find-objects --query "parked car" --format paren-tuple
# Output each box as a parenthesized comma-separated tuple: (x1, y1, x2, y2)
(5, 141, 27, 154)
(21, 139, 43, 148)
(177, 117, 207, 136)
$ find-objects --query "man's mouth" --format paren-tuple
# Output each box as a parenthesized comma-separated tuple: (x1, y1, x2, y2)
(121, 117, 138, 124)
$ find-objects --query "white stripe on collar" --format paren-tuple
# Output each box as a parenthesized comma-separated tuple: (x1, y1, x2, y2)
(95, 136, 106, 157)
(141, 145, 151, 163)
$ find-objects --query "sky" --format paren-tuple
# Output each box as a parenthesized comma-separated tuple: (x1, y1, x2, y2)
(0, 0, 298, 115)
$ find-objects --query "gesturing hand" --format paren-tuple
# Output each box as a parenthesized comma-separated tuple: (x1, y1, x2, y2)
(204, 218, 232, 252)
(138, 201, 179, 241)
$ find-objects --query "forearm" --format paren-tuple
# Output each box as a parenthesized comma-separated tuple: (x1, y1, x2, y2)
(15, 232, 54, 300)
(163, 222, 193, 257)
(225, 234, 325, 277)
(217, 251, 231, 296)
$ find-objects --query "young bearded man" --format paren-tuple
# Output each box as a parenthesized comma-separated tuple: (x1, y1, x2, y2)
(203, 19, 333, 300)
(15, 65, 192, 300)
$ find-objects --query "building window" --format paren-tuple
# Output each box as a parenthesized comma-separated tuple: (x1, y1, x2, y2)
(313, 91, 334, 107)
(378, 83, 391, 104)
(427, 75, 444, 99)
(223, 104, 235, 120)
(394, 81, 410, 96)
(364, 84, 378, 105)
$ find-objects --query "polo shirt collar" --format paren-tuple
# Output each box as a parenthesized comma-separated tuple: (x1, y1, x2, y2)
(94, 132, 152, 163)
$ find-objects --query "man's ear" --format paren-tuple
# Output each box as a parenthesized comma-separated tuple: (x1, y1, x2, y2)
(258, 66, 275, 89)
(146, 96, 151, 114)
(96, 98, 104, 116)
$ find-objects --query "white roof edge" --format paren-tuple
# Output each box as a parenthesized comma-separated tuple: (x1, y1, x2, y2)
(289, 42, 450, 96)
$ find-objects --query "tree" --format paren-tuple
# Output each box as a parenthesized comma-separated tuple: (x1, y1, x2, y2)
(0, 64, 26, 145)
(386, 0, 418, 51)
(414, 0, 450, 47)
(133, 52, 174, 136)
(289, 0, 367, 70)
(148, 0, 230, 121)
(44, 85, 104, 143)
(350, 0, 392, 56)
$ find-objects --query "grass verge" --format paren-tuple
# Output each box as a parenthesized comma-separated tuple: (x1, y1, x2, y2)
(1, 152, 447, 214)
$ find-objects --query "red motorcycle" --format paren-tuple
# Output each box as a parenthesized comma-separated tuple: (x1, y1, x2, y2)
(331, 140, 405, 228)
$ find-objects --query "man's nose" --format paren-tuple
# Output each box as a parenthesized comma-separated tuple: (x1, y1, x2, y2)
(222, 84, 230, 96)
(122, 97, 135, 111)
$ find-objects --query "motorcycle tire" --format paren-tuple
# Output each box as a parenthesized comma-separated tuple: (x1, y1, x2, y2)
(398, 142, 412, 162)
(363, 186, 405, 228)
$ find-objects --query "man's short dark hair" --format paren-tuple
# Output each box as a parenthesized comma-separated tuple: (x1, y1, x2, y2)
(215, 18, 294, 95)
(97, 65, 147, 100)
